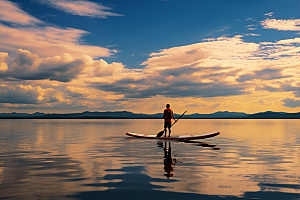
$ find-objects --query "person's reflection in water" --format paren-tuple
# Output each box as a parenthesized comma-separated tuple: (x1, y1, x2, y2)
(163, 142, 177, 178)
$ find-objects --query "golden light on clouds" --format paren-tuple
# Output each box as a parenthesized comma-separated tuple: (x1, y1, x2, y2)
(2, 33, 300, 113)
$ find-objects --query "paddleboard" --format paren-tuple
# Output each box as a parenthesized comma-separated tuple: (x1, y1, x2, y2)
(126, 132, 220, 140)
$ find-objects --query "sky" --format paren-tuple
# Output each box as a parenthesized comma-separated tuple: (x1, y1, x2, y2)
(2, 0, 300, 114)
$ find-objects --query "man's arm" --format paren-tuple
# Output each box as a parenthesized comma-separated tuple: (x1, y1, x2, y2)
(172, 111, 175, 120)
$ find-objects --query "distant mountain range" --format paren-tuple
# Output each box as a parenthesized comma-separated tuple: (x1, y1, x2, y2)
(1, 110, 300, 119)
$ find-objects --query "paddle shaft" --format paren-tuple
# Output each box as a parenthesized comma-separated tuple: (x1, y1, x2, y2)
(170, 110, 187, 128)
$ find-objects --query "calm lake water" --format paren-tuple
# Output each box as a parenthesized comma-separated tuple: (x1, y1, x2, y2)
(1, 119, 300, 200)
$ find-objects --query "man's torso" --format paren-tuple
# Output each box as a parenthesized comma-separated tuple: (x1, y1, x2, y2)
(164, 108, 173, 122)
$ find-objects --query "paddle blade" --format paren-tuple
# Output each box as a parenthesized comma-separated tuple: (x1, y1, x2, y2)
(156, 130, 164, 137)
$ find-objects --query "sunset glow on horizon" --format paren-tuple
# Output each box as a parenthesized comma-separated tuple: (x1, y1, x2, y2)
(1, 0, 300, 114)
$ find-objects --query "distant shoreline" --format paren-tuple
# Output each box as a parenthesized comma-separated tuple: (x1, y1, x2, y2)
(1, 111, 300, 119)
(0, 117, 284, 119)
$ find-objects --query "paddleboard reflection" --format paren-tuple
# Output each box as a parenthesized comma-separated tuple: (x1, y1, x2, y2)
(179, 140, 220, 150)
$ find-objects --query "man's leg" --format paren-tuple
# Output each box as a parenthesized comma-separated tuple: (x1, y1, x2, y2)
(168, 127, 171, 137)
(164, 128, 167, 137)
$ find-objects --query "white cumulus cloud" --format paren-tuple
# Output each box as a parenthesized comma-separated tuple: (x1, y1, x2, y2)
(261, 18, 300, 31)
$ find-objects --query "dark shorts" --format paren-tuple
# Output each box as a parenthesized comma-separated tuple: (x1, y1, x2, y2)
(164, 122, 172, 129)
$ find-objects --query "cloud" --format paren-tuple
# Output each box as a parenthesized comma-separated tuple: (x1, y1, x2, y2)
(142, 48, 210, 69)
(281, 84, 300, 97)
(256, 36, 300, 58)
(0, 52, 9, 72)
(39, 0, 123, 18)
(0, 23, 114, 58)
(0, 0, 42, 25)
(275, 38, 300, 44)
(65, 86, 88, 98)
(0, 49, 128, 83)
(4, 49, 91, 82)
(281, 98, 300, 108)
(246, 24, 258, 31)
(1, 49, 93, 82)
(93, 59, 125, 77)
(264, 12, 274, 17)
(143, 36, 259, 71)
(93, 76, 246, 100)
(261, 18, 300, 31)
(0, 84, 44, 104)
(0, 83, 69, 110)
(237, 68, 292, 82)
(245, 33, 260, 36)
(158, 64, 202, 77)
(255, 82, 300, 97)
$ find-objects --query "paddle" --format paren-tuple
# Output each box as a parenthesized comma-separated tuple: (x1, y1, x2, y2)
(156, 110, 187, 137)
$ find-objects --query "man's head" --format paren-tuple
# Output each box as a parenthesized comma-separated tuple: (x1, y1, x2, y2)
(166, 104, 170, 108)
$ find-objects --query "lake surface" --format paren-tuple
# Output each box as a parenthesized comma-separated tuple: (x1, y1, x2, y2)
(0, 119, 300, 200)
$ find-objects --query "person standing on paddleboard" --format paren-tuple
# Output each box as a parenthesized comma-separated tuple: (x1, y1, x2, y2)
(163, 104, 175, 137)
